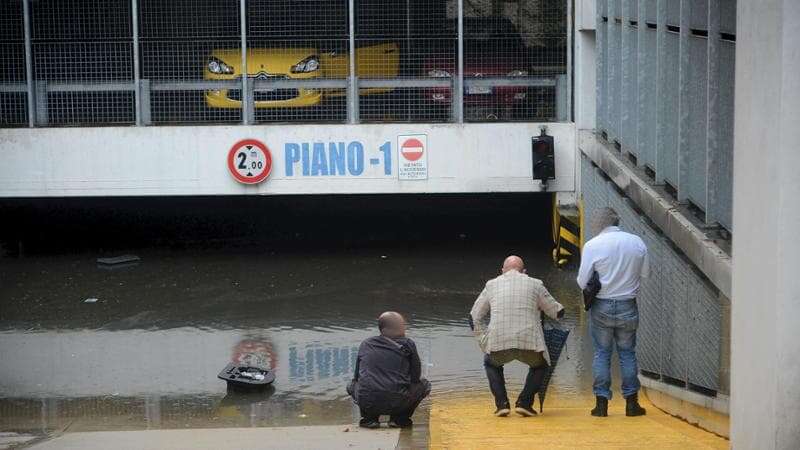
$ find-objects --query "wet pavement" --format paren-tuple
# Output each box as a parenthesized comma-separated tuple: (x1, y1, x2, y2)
(0, 238, 591, 446)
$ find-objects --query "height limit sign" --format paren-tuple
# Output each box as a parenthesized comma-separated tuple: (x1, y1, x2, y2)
(397, 134, 428, 180)
(227, 139, 272, 184)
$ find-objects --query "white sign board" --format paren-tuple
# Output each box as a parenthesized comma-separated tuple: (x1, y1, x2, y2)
(397, 134, 428, 180)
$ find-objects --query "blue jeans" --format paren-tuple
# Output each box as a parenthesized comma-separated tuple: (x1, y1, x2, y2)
(590, 298, 640, 399)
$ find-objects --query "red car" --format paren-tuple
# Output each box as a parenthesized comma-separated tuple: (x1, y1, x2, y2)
(424, 18, 531, 120)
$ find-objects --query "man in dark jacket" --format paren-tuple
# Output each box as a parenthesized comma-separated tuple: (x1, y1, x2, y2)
(347, 311, 431, 429)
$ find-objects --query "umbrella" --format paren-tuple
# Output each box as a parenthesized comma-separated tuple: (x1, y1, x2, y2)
(537, 319, 571, 412)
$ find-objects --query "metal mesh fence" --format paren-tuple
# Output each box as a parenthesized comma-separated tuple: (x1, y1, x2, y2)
(355, 0, 455, 122)
(31, 0, 134, 126)
(140, 0, 242, 124)
(580, 155, 722, 393)
(0, 0, 569, 127)
(0, 0, 28, 126)
(462, 1, 566, 122)
(247, 0, 349, 123)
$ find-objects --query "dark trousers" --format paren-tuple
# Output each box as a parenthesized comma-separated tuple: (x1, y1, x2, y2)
(347, 379, 431, 420)
(483, 349, 548, 408)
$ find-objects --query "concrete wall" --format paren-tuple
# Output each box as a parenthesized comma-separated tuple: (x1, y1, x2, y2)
(731, 0, 800, 448)
(0, 123, 575, 197)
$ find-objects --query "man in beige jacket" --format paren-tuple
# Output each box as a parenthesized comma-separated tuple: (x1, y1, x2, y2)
(470, 255, 565, 417)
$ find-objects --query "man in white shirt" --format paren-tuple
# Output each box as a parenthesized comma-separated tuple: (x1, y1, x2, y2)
(471, 255, 564, 417)
(577, 207, 649, 417)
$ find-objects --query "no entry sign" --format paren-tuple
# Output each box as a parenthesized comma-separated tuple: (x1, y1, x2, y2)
(398, 134, 428, 180)
(227, 139, 272, 184)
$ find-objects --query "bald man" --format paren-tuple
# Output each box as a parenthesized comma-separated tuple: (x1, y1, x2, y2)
(347, 312, 431, 429)
(470, 255, 564, 417)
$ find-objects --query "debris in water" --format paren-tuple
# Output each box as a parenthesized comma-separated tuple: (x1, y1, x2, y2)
(380, 255, 388, 259)
(83, 298, 98, 303)
(97, 254, 141, 265)
(298, 413, 307, 418)
(97, 254, 141, 271)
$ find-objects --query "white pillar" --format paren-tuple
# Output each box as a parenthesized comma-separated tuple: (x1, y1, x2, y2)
(731, 1, 800, 448)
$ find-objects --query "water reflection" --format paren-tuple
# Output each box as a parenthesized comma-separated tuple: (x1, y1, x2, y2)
(0, 245, 590, 433)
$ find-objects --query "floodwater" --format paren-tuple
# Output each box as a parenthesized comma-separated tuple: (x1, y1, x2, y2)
(0, 195, 597, 445)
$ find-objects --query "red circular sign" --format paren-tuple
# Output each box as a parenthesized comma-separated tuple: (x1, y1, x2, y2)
(227, 139, 272, 184)
(400, 138, 425, 162)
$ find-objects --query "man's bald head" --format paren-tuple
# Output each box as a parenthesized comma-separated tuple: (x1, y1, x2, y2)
(501, 255, 525, 274)
(378, 311, 407, 338)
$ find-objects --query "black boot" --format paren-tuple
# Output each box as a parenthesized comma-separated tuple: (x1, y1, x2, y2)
(590, 396, 608, 417)
(625, 393, 647, 417)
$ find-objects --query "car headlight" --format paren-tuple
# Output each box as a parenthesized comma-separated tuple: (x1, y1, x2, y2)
(291, 56, 320, 73)
(428, 69, 452, 78)
(508, 69, 529, 77)
(208, 57, 234, 74)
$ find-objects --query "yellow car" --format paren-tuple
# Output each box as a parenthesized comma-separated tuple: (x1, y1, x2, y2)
(205, 43, 399, 109)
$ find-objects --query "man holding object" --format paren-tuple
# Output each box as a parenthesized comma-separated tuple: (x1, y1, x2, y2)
(470, 255, 564, 417)
(577, 207, 649, 417)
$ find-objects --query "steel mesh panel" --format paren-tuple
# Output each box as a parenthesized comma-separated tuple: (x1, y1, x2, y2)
(461, 1, 566, 122)
(360, 88, 449, 122)
(355, 0, 455, 122)
(619, 197, 662, 376)
(0, 0, 27, 127)
(148, 90, 240, 124)
(248, 0, 348, 123)
(0, 92, 27, 126)
(580, 158, 594, 239)
(659, 242, 690, 383)
(637, 216, 664, 376)
(620, 16, 638, 153)
(666, 0, 680, 26)
(688, 274, 721, 391)
(628, 0, 638, 20)
(637, 28, 657, 172)
(684, 35, 708, 210)
(581, 155, 722, 393)
(46, 91, 135, 125)
(596, 2, 607, 135)
(606, 8, 621, 141)
(5, 0, 573, 126)
(657, 31, 679, 186)
(712, 40, 735, 230)
(31, 0, 134, 125)
(644, 0, 657, 24)
(140, 0, 242, 124)
(690, 0, 709, 31)
(720, 0, 736, 35)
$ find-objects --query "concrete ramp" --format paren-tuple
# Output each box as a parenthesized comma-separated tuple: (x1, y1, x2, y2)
(28, 425, 399, 450)
(429, 391, 728, 449)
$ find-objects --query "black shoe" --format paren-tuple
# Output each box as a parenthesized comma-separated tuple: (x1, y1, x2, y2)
(625, 394, 647, 417)
(591, 396, 608, 417)
(359, 417, 381, 429)
(514, 404, 538, 417)
(494, 402, 511, 417)
(388, 417, 413, 428)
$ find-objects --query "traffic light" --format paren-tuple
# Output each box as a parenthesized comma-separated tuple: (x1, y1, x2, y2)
(532, 128, 555, 188)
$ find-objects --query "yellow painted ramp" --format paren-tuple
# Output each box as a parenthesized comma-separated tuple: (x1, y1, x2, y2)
(429, 391, 728, 449)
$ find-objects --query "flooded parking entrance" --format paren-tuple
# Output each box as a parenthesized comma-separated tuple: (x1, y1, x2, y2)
(0, 194, 591, 443)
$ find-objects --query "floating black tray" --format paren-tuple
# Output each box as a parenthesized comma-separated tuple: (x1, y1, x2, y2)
(218, 363, 275, 390)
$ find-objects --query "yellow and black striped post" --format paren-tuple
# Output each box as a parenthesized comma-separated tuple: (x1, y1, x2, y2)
(551, 196, 583, 267)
